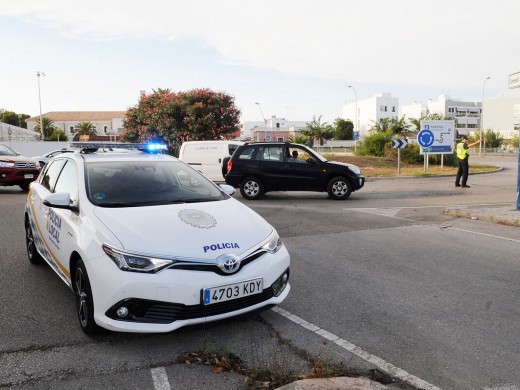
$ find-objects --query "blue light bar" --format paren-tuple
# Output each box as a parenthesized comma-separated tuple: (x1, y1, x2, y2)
(70, 142, 167, 153)
(146, 143, 168, 152)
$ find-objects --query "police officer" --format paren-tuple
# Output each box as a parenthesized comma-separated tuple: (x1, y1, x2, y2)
(455, 135, 481, 188)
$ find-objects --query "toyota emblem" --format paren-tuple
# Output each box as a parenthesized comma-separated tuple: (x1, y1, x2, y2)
(217, 254, 241, 274)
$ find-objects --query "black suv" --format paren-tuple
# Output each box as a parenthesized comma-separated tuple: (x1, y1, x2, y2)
(225, 142, 364, 200)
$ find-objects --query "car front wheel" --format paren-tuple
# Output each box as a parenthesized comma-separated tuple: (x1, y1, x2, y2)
(327, 176, 352, 200)
(25, 216, 43, 264)
(73, 259, 100, 335)
(240, 176, 264, 200)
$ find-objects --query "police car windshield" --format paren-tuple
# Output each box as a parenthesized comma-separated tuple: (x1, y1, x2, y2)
(85, 161, 226, 207)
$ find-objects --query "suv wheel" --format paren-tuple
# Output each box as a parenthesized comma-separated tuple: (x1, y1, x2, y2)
(240, 176, 264, 200)
(327, 176, 352, 200)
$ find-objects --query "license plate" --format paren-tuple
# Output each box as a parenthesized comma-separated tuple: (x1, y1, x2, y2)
(203, 278, 263, 305)
(24, 174, 34, 179)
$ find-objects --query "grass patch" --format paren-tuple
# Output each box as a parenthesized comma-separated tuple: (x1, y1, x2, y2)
(326, 155, 499, 178)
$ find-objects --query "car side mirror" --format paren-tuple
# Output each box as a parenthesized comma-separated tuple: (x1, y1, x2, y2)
(306, 157, 316, 164)
(219, 184, 235, 196)
(43, 192, 78, 211)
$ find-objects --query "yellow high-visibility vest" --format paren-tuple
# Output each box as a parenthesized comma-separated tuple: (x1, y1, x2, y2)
(456, 142, 468, 160)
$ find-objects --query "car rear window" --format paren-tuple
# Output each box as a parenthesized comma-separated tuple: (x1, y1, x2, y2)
(238, 146, 256, 160)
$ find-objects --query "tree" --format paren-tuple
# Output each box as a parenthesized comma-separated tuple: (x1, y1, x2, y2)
(33, 117, 56, 139)
(369, 116, 412, 135)
(121, 89, 241, 151)
(472, 129, 503, 148)
(409, 110, 454, 133)
(47, 129, 68, 141)
(301, 115, 330, 147)
(333, 118, 354, 140)
(288, 135, 309, 145)
(0, 111, 30, 128)
(73, 121, 98, 141)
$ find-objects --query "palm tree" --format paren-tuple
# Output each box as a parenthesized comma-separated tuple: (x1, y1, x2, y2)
(73, 121, 98, 141)
(301, 115, 329, 147)
(33, 117, 56, 138)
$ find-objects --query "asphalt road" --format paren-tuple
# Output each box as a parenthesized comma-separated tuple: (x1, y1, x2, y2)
(1, 155, 519, 390)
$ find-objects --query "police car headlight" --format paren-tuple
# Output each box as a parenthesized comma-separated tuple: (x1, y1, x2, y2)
(102, 244, 175, 273)
(262, 230, 283, 254)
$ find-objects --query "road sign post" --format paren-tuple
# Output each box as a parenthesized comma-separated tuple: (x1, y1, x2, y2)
(391, 139, 408, 175)
(509, 71, 520, 210)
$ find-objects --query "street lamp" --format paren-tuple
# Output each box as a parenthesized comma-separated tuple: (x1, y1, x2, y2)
(36, 71, 45, 141)
(348, 85, 358, 150)
(480, 76, 490, 156)
(255, 102, 267, 142)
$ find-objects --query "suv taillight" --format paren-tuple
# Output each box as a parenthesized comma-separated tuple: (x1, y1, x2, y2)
(227, 160, 232, 172)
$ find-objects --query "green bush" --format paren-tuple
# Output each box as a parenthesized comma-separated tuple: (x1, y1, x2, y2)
(384, 142, 457, 166)
(355, 130, 393, 157)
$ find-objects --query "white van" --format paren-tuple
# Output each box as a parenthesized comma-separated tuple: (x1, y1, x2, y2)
(178, 140, 244, 182)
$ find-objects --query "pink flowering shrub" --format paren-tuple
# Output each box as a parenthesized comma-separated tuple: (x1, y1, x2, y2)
(121, 88, 241, 152)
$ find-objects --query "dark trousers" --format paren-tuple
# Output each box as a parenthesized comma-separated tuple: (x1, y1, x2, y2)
(455, 158, 469, 185)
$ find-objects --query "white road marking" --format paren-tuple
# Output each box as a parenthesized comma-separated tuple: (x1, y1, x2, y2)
(151, 367, 171, 390)
(447, 227, 520, 244)
(272, 306, 442, 390)
(343, 202, 512, 211)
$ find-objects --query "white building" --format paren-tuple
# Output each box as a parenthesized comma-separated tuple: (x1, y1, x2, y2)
(401, 101, 427, 128)
(482, 96, 520, 139)
(342, 93, 399, 137)
(426, 95, 481, 137)
(26, 111, 126, 141)
(243, 116, 310, 142)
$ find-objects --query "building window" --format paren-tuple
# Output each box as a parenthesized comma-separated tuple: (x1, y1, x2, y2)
(277, 137, 284, 142)
(392, 106, 395, 112)
(104, 126, 108, 134)
(69, 126, 74, 134)
(380, 105, 385, 112)
(276, 123, 280, 128)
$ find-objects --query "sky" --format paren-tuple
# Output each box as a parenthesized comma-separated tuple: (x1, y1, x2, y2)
(0, 0, 519, 125)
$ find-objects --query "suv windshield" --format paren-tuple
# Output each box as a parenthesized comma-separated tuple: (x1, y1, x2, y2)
(0, 145, 17, 156)
(86, 160, 226, 207)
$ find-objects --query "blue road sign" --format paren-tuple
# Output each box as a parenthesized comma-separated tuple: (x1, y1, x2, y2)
(417, 129, 435, 148)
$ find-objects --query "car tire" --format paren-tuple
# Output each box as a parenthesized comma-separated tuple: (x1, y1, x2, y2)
(327, 176, 352, 200)
(240, 176, 264, 200)
(25, 216, 44, 264)
(73, 259, 100, 335)
(19, 183, 30, 192)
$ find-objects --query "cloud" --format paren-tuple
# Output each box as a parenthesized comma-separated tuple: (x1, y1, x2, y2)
(2, 0, 520, 91)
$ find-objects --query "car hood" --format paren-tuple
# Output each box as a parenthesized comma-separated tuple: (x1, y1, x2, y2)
(93, 198, 273, 259)
(327, 160, 362, 172)
(0, 154, 38, 163)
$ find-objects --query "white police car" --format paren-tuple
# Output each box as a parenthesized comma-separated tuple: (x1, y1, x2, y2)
(25, 142, 290, 334)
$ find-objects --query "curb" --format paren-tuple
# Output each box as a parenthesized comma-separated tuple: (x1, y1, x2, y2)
(443, 209, 520, 227)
